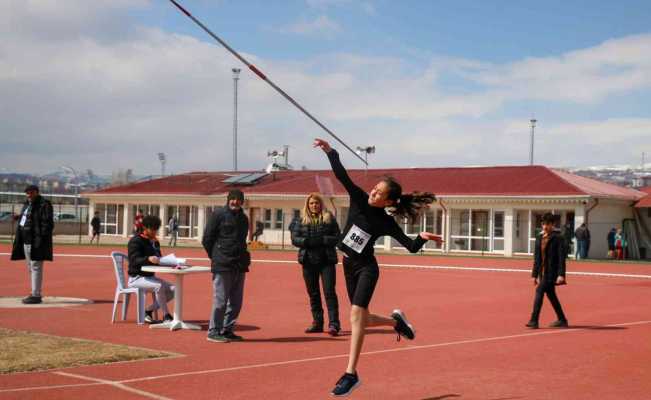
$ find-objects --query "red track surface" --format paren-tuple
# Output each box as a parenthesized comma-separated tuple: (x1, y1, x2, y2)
(1, 243, 650, 399)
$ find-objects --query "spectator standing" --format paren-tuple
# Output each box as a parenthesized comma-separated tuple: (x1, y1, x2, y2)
(290, 193, 341, 336)
(607, 228, 617, 258)
(574, 223, 590, 259)
(11, 185, 54, 304)
(90, 211, 101, 245)
(203, 189, 251, 343)
(168, 215, 179, 247)
(614, 228, 627, 260)
(133, 209, 144, 235)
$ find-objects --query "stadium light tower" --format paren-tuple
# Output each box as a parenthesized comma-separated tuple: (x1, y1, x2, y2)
(157, 152, 166, 177)
(529, 118, 537, 165)
(232, 68, 241, 171)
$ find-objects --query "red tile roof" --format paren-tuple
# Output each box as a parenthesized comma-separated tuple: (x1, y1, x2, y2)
(86, 165, 644, 201)
(635, 186, 651, 208)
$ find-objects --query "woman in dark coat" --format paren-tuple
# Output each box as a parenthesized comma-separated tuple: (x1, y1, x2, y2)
(290, 193, 341, 336)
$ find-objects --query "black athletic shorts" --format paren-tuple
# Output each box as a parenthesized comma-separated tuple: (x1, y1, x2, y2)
(342, 256, 379, 309)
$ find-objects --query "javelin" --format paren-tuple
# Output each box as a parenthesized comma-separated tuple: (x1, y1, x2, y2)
(168, 0, 367, 165)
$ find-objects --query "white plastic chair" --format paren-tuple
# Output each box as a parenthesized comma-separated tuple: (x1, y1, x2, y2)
(111, 251, 157, 325)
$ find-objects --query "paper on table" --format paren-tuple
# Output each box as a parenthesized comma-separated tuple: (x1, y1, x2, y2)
(159, 253, 187, 266)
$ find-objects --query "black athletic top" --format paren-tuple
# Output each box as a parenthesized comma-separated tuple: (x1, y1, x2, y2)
(327, 149, 427, 262)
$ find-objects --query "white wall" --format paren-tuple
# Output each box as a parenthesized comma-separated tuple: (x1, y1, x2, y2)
(586, 200, 635, 258)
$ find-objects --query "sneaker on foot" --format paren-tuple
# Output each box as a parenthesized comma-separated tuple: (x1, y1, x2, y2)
(207, 332, 230, 343)
(163, 314, 174, 322)
(549, 319, 568, 328)
(21, 296, 42, 304)
(222, 331, 244, 341)
(525, 320, 539, 329)
(331, 372, 360, 396)
(327, 324, 341, 337)
(144, 311, 155, 324)
(305, 322, 324, 333)
(391, 309, 415, 341)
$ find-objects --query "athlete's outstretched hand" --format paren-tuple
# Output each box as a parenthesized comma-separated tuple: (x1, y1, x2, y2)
(313, 138, 332, 153)
(420, 232, 443, 244)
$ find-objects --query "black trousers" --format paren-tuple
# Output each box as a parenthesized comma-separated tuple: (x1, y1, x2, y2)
(302, 263, 339, 327)
(530, 279, 567, 322)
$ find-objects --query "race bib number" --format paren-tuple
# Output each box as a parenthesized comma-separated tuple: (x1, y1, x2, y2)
(342, 224, 371, 253)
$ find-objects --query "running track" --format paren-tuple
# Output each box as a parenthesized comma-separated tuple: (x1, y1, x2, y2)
(1, 244, 650, 399)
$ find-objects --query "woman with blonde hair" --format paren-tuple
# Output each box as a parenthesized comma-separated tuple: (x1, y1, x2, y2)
(290, 193, 341, 336)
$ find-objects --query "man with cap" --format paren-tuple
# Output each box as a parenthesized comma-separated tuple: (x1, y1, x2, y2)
(202, 189, 251, 342)
(11, 185, 54, 304)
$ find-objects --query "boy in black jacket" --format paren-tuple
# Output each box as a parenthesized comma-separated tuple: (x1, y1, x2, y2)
(127, 215, 175, 323)
(526, 212, 569, 329)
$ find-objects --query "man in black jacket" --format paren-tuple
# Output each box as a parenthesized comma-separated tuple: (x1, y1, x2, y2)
(202, 189, 251, 343)
(526, 212, 569, 329)
(11, 185, 53, 304)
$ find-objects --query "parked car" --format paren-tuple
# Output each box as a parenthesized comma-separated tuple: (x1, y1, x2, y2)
(54, 213, 79, 222)
(0, 211, 15, 222)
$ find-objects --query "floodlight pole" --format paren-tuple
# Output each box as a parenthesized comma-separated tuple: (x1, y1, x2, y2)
(232, 68, 241, 171)
(529, 118, 537, 165)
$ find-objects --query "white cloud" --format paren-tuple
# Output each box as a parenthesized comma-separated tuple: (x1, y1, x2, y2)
(1, 1, 650, 176)
(277, 15, 342, 38)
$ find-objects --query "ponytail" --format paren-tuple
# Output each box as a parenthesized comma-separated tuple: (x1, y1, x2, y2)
(382, 177, 435, 222)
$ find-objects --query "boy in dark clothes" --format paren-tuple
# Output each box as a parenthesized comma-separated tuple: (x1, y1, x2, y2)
(526, 212, 568, 329)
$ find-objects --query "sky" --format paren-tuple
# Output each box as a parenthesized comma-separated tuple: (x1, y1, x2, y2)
(1, 0, 651, 176)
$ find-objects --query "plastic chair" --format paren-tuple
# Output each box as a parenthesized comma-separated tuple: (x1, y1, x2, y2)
(111, 252, 157, 325)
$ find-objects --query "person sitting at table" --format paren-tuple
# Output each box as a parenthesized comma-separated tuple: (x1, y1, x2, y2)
(127, 215, 175, 324)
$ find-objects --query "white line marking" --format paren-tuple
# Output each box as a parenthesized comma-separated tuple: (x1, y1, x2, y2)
(2, 252, 648, 280)
(2, 319, 649, 394)
(114, 319, 651, 384)
(54, 372, 174, 400)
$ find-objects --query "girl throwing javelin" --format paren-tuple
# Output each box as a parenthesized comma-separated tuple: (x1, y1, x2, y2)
(314, 138, 443, 396)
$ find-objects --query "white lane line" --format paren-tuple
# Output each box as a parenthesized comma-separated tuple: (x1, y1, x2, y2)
(116, 319, 651, 384)
(2, 252, 648, 280)
(53, 372, 173, 400)
(2, 319, 649, 394)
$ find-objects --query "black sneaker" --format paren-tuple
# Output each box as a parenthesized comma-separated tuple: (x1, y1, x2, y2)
(144, 311, 156, 324)
(327, 324, 341, 337)
(21, 295, 42, 304)
(207, 332, 230, 343)
(525, 320, 539, 329)
(163, 314, 174, 322)
(222, 331, 244, 341)
(331, 372, 360, 396)
(391, 309, 415, 341)
(549, 319, 568, 328)
(305, 322, 324, 333)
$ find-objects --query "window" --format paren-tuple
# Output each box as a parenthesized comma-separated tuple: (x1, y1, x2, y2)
(292, 209, 301, 223)
(492, 211, 505, 252)
(263, 209, 272, 229)
(493, 212, 504, 238)
(274, 209, 284, 230)
(95, 203, 122, 235)
(451, 208, 492, 252)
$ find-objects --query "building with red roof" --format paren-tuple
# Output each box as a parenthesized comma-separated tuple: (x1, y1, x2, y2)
(83, 165, 645, 258)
